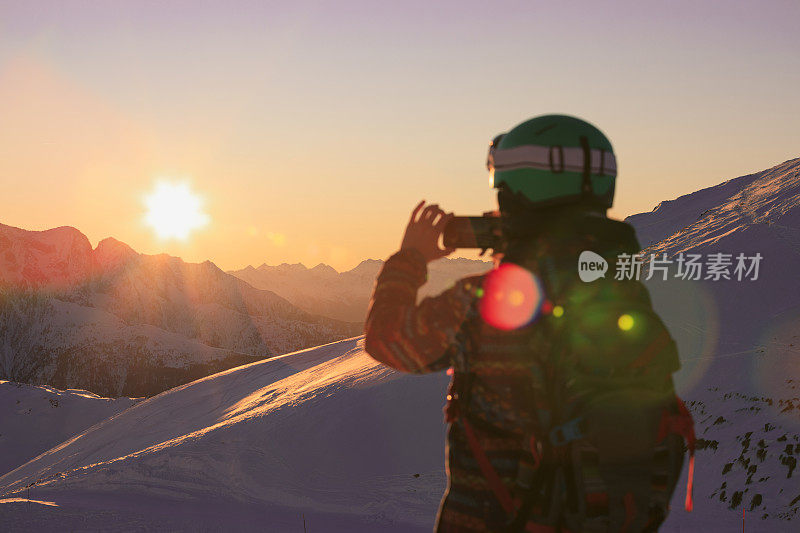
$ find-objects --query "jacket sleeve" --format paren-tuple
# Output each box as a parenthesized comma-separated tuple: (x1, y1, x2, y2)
(364, 249, 474, 374)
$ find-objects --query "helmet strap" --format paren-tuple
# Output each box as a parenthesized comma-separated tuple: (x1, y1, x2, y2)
(548, 145, 564, 174)
(579, 135, 593, 198)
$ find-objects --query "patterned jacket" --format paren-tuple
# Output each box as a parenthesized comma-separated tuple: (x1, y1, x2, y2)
(364, 215, 686, 533)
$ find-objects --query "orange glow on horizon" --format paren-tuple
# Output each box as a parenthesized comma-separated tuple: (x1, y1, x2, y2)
(1, 3, 797, 272)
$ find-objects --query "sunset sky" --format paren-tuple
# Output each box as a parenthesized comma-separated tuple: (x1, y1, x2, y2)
(1, 1, 798, 271)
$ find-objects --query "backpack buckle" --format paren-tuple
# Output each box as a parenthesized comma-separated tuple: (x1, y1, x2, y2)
(549, 417, 583, 447)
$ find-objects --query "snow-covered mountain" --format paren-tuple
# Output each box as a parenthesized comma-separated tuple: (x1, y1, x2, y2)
(0, 224, 97, 289)
(0, 158, 798, 531)
(230, 256, 493, 322)
(627, 158, 800, 529)
(0, 224, 360, 397)
(628, 158, 800, 395)
(0, 337, 449, 532)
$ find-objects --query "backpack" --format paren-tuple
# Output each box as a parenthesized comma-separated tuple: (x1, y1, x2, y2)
(445, 215, 695, 532)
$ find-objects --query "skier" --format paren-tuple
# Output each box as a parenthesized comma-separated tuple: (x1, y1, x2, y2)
(365, 115, 694, 532)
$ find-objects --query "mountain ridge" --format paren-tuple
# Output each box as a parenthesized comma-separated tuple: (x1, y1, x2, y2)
(0, 223, 361, 397)
(229, 256, 493, 322)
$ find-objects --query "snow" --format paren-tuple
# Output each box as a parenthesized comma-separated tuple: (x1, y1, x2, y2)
(0, 380, 139, 478)
(0, 338, 450, 531)
(628, 158, 800, 531)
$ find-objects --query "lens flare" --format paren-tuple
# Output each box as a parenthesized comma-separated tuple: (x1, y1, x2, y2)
(618, 314, 635, 331)
(645, 278, 719, 395)
(479, 263, 543, 330)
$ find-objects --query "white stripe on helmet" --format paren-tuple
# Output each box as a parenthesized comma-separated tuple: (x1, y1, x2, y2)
(491, 145, 617, 176)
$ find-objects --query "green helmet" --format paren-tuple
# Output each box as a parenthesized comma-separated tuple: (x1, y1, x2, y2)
(487, 114, 616, 209)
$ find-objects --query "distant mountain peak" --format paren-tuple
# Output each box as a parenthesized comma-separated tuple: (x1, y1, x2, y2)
(350, 258, 382, 270)
(0, 222, 94, 288)
(95, 236, 132, 250)
(310, 263, 338, 275)
(0, 223, 91, 251)
(276, 262, 307, 272)
(94, 237, 138, 270)
(248, 262, 343, 275)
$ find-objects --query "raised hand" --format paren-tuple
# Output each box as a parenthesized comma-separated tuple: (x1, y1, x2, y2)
(400, 201, 455, 263)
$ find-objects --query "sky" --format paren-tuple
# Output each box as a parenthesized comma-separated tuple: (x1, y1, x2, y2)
(0, 1, 798, 272)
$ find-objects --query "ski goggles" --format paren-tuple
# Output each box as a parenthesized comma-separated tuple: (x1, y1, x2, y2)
(487, 134, 617, 177)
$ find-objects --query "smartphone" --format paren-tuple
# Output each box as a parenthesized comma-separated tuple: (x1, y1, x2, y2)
(443, 215, 502, 250)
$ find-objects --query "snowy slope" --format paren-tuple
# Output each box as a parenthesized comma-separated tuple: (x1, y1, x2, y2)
(629, 158, 800, 395)
(229, 257, 492, 322)
(0, 337, 450, 532)
(0, 381, 139, 478)
(626, 158, 800, 530)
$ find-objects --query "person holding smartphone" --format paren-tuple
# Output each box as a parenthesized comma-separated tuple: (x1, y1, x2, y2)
(365, 115, 692, 533)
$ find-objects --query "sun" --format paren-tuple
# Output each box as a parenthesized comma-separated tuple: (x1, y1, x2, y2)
(143, 181, 210, 240)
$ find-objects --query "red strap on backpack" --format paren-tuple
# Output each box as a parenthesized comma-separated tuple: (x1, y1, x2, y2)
(461, 420, 563, 533)
(657, 396, 696, 512)
(445, 369, 518, 515)
(461, 417, 519, 514)
(446, 368, 566, 532)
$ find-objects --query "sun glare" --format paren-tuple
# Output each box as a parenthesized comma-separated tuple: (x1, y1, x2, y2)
(143, 181, 210, 240)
